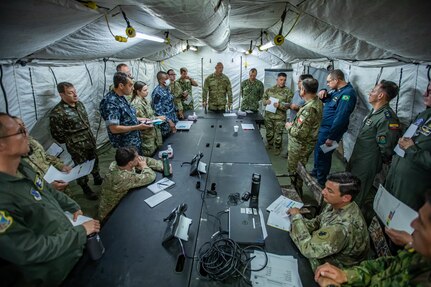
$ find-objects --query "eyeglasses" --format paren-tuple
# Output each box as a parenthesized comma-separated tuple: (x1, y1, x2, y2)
(326, 79, 336, 84)
(0, 127, 28, 139)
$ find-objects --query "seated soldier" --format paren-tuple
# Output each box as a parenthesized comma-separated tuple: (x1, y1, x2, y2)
(98, 147, 169, 220)
(288, 172, 369, 271)
(315, 191, 431, 287)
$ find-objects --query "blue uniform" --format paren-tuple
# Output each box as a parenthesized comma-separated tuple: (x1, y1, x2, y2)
(151, 85, 178, 137)
(100, 90, 143, 154)
(312, 83, 357, 185)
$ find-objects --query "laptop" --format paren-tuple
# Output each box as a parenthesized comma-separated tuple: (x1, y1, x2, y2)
(229, 206, 265, 245)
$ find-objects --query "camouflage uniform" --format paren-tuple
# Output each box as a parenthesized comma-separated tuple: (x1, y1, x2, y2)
(151, 85, 178, 137)
(100, 90, 143, 155)
(0, 160, 87, 286)
(202, 73, 232, 111)
(49, 100, 99, 187)
(347, 104, 400, 208)
(287, 97, 323, 191)
(263, 85, 293, 150)
(169, 81, 184, 113)
(177, 78, 194, 111)
(98, 158, 163, 220)
(385, 108, 431, 211)
(341, 250, 431, 286)
(240, 79, 264, 112)
(130, 96, 163, 156)
(290, 202, 369, 271)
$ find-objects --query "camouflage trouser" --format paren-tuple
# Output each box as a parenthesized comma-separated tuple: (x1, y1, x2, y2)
(141, 127, 163, 156)
(264, 117, 285, 149)
(288, 138, 315, 191)
(68, 142, 99, 187)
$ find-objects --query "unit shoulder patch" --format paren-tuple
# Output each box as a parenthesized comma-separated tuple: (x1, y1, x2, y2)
(377, 135, 387, 144)
(317, 230, 329, 240)
(0, 210, 13, 233)
(384, 110, 392, 119)
(341, 95, 350, 101)
(389, 123, 400, 130)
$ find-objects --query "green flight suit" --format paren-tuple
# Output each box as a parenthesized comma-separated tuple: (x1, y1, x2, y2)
(263, 85, 293, 150)
(290, 202, 369, 271)
(240, 79, 264, 112)
(385, 108, 431, 211)
(202, 73, 232, 111)
(348, 104, 401, 208)
(342, 249, 431, 286)
(98, 158, 163, 220)
(287, 97, 323, 190)
(169, 81, 184, 113)
(49, 100, 99, 187)
(130, 96, 163, 156)
(177, 78, 194, 111)
(0, 160, 87, 286)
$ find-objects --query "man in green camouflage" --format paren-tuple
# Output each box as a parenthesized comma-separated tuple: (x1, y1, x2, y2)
(314, 192, 431, 287)
(263, 72, 293, 155)
(177, 67, 198, 111)
(49, 82, 102, 200)
(285, 78, 323, 194)
(98, 147, 166, 220)
(240, 68, 264, 112)
(347, 80, 401, 210)
(202, 62, 232, 111)
(167, 69, 185, 119)
(288, 172, 369, 271)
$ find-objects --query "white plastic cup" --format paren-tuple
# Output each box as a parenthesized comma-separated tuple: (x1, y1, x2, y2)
(234, 125, 239, 133)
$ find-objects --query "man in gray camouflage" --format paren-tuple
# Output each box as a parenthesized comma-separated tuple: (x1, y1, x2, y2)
(202, 62, 232, 111)
(240, 68, 264, 112)
(288, 172, 369, 271)
(49, 82, 101, 200)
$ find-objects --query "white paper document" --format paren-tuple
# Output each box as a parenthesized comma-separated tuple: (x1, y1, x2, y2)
(265, 97, 279, 114)
(373, 185, 418, 234)
(43, 159, 95, 183)
(241, 123, 255, 130)
(64, 211, 93, 227)
(175, 121, 194, 130)
(144, 190, 172, 208)
(259, 209, 268, 239)
(198, 161, 207, 174)
(320, 141, 339, 153)
(175, 215, 192, 241)
(147, 178, 175, 194)
(183, 95, 193, 105)
(223, 113, 237, 117)
(267, 212, 293, 232)
(394, 123, 418, 157)
(46, 142, 63, 157)
(267, 195, 304, 216)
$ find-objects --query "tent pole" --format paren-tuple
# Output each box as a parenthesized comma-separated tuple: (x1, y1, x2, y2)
(239, 56, 242, 110)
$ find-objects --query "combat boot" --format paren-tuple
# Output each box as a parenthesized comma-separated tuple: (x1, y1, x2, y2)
(81, 184, 98, 200)
(93, 172, 103, 185)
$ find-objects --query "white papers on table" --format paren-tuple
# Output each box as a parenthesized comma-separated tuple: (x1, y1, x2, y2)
(175, 121, 194, 130)
(46, 142, 63, 157)
(250, 250, 302, 287)
(198, 161, 207, 174)
(266, 196, 304, 232)
(373, 185, 418, 234)
(144, 190, 172, 208)
(223, 113, 237, 117)
(259, 209, 268, 239)
(43, 159, 95, 183)
(147, 178, 175, 194)
(320, 141, 339, 153)
(175, 215, 192, 241)
(265, 97, 278, 114)
(394, 123, 418, 157)
(241, 123, 255, 130)
(64, 211, 93, 227)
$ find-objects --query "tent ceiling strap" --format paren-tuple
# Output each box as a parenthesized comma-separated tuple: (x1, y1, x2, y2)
(375, 67, 384, 85)
(49, 67, 58, 86)
(395, 67, 403, 115)
(28, 67, 38, 121)
(0, 65, 8, 114)
(84, 64, 93, 86)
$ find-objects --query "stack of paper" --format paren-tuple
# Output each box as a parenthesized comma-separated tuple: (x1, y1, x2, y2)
(44, 159, 95, 183)
(250, 250, 302, 287)
(266, 195, 304, 232)
(175, 121, 194, 130)
(64, 211, 93, 227)
(144, 190, 172, 208)
(147, 178, 175, 194)
(241, 123, 255, 130)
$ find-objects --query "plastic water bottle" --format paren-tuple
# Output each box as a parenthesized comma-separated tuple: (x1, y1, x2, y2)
(162, 152, 171, 177)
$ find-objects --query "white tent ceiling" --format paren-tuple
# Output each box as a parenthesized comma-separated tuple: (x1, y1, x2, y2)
(1, 0, 430, 63)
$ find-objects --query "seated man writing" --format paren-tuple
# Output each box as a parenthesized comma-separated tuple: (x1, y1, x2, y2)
(288, 172, 369, 270)
(98, 147, 168, 220)
(315, 190, 431, 286)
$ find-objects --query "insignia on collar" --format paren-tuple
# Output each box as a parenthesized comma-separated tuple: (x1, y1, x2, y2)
(34, 175, 44, 191)
(342, 95, 350, 101)
(31, 189, 42, 201)
(384, 110, 391, 119)
(365, 119, 373, 126)
(0, 211, 13, 233)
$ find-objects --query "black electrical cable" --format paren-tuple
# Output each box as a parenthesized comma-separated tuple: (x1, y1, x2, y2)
(395, 68, 403, 115)
(28, 67, 38, 120)
(49, 67, 58, 86)
(0, 65, 8, 114)
(84, 64, 93, 86)
(375, 67, 383, 85)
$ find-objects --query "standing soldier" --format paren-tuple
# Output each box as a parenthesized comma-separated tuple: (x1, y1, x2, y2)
(347, 80, 401, 211)
(50, 82, 102, 200)
(263, 72, 294, 155)
(202, 62, 233, 111)
(285, 78, 323, 194)
(240, 68, 264, 112)
(167, 69, 185, 119)
(177, 67, 198, 111)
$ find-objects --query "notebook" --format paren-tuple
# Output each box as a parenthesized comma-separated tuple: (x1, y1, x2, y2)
(229, 206, 265, 245)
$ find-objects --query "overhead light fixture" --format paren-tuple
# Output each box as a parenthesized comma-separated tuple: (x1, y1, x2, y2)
(183, 40, 198, 52)
(258, 41, 275, 51)
(244, 40, 253, 55)
(135, 32, 165, 43)
(189, 45, 198, 51)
